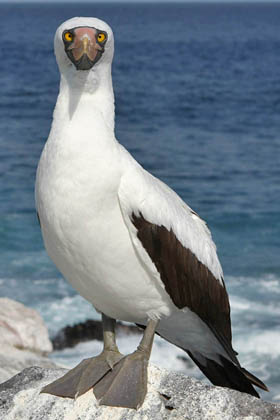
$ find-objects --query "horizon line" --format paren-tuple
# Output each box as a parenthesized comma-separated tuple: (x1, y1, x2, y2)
(2, 0, 280, 3)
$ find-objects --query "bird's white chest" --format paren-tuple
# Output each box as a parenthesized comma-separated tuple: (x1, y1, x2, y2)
(37, 129, 117, 236)
(35, 131, 172, 322)
(36, 128, 119, 284)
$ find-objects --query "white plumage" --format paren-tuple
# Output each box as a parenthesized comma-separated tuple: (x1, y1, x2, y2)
(36, 17, 266, 404)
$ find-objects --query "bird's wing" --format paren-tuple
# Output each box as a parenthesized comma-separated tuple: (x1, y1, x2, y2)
(118, 153, 268, 398)
(118, 157, 234, 357)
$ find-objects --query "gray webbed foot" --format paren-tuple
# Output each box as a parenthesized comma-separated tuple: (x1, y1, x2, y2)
(93, 349, 149, 409)
(41, 349, 124, 398)
(41, 315, 159, 410)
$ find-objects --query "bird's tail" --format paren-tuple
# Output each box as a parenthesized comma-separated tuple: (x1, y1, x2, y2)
(186, 350, 268, 398)
(241, 366, 269, 393)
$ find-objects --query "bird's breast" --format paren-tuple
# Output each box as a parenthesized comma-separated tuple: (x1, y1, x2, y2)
(35, 127, 175, 322)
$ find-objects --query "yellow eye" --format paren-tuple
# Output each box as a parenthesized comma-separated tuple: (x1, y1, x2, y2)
(64, 31, 73, 42)
(97, 33, 106, 43)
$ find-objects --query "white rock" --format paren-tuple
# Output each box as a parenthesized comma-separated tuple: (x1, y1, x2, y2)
(0, 298, 55, 383)
(0, 365, 280, 420)
(0, 298, 52, 354)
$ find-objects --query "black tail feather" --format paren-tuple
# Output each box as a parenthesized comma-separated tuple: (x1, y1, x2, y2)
(241, 367, 269, 392)
(187, 351, 262, 398)
(136, 323, 268, 397)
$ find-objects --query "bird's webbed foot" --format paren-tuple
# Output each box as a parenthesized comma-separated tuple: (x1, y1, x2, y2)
(41, 315, 159, 410)
(41, 348, 124, 399)
(41, 314, 123, 399)
(93, 347, 149, 409)
(93, 318, 159, 409)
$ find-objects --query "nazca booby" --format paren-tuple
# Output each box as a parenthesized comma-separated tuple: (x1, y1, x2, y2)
(35, 17, 268, 408)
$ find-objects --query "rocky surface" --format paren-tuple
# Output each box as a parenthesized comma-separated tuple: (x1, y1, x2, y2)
(0, 365, 280, 420)
(0, 298, 56, 383)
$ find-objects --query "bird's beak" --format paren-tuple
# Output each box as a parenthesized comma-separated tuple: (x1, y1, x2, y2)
(64, 27, 104, 71)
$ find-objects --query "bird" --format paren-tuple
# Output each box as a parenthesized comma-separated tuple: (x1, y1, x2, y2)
(35, 16, 268, 409)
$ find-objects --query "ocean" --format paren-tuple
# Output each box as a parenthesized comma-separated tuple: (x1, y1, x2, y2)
(0, 1, 279, 401)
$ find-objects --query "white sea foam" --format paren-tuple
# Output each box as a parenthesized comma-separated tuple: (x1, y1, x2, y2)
(10, 250, 50, 268)
(230, 294, 280, 316)
(35, 294, 100, 335)
(234, 329, 280, 358)
(259, 278, 280, 294)
(227, 273, 280, 294)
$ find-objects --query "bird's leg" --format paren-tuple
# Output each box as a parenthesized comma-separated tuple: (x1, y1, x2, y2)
(93, 318, 159, 409)
(41, 314, 123, 399)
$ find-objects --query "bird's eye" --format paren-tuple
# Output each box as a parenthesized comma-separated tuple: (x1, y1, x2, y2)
(64, 31, 73, 42)
(97, 33, 106, 43)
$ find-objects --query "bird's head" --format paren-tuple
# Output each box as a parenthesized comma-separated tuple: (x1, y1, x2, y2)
(54, 17, 114, 74)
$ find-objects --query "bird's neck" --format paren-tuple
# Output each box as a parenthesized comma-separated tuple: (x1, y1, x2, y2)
(53, 65, 115, 133)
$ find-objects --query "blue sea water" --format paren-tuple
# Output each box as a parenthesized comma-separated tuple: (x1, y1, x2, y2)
(0, 1, 280, 401)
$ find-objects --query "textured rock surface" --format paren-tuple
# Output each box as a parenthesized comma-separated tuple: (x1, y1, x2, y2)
(0, 365, 279, 420)
(0, 298, 55, 383)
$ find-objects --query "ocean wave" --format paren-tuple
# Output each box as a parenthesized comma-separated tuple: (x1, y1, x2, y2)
(35, 294, 99, 336)
(234, 329, 280, 358)
(227, 273, 280, 290)
(230, 294, 280, 316)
